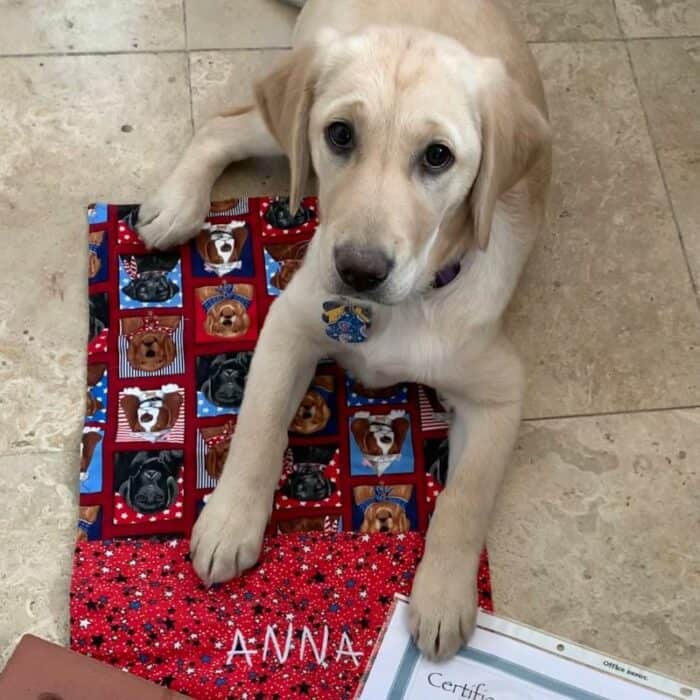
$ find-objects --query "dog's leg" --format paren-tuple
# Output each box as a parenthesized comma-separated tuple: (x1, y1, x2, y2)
(190, 297, 321, 584)
(137, 107, 281, 249)
(409, 338, 524, 660)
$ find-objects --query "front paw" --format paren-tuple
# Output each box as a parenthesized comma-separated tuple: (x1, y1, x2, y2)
(190, 486, 269, 585)
(137, 176, 211, 250)
(409, 555, 478, 661)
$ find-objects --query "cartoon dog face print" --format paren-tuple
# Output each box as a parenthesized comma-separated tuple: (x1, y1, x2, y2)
(424, 437, 450, 486)
(88, 293, 109, 343)
(86, 363, 107, 418)
(350, 410, 411, 476)
(88, 230, 106, 280)
(119, 384, 183, 442)
(77, 505, 101, 542)
(264, 241, 309, 294)
(281, 446, 338, 502)
(80, 428, 102, 479)
(354, 484, 413, 534)
(114, 450, 182, 515)
(276, 515, 341, 534)
(197, 352, 252, 410)
(262, 197, 316, 232)
(289, 375, 334, 435)
(195, 221, 249, 276)
(197, 283, 254, 338)
(200, 421, 235, 481)
(120, 251, 180, 304)
(121, 315, 180, 373)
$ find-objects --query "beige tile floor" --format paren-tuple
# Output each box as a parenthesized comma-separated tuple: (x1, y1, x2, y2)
(0, 0, 698, 687)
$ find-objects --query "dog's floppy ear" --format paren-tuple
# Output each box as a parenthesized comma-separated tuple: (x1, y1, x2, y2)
(254, 41, 326, 215)
(390, 416, 410, 453)
(350, 417, 371, 452)
(87, 363, 106, 387)
(469, 59, 551, 250)
(120, 392, 142, 432)
(155, 388, 183, 431)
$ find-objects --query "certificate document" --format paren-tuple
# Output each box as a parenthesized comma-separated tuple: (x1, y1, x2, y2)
(356, 596, 696, 700)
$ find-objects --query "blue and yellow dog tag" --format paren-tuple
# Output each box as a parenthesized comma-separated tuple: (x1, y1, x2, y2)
(322, 299, 372, 343)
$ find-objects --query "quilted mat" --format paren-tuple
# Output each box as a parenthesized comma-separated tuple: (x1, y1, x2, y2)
(71, 197, 492, 699)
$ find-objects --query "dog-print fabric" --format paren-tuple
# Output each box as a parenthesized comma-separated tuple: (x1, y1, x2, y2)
(75, 198, 492, 699)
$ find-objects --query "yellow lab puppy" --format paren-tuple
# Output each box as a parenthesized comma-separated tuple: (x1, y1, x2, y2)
(138, 0, 551, 661)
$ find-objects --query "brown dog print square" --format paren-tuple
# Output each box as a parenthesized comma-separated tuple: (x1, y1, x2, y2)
(263, 240, 310, 296)
(192, 221, 254, 277)
(352, 484, 416, 533)
(289, 374, 338, 436)
(86, 363, 107, 422)
(118, 313, 184, 378)
(88, 230, 107, 282)
(196, 420, 236, 487)
(194, 283, 257, 343)
(79, 427, 103, 495)
(349, 409, 414, 476)
(275, 515, 341, 534)
(117, 384, 184, 444)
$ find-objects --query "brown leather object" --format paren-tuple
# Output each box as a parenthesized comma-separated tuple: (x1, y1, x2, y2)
(0, 635, 187, 699)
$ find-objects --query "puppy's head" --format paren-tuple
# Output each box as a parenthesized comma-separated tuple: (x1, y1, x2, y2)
(255, 26, 550, 304)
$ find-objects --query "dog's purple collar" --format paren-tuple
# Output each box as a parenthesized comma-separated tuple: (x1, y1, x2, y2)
(432, 261, 462, 289)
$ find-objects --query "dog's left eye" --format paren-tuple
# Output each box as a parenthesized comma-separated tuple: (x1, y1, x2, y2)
(325, 121, 354, 154)
(423, 143, 454, 172)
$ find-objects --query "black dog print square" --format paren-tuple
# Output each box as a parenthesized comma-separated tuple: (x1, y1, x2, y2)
(118, 313, 185, 378)
(196, 352, 253, 417)
(258, 196, 319, 237)
(274, 445, 342, 510)
(113, 450, 184, 524)
(118, 251, 183, 310)
(88, 292, 109, 359)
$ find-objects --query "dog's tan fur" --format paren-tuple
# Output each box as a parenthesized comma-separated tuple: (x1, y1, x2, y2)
(137, 0, 551, 660)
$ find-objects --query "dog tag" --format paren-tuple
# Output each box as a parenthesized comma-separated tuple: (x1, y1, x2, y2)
(321, 299, 372, 343)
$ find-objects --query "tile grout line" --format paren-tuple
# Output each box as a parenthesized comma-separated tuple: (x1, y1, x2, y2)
(5, 402, 700, 461)
(0, 36, 698, 60)
(0, 47, 294, 59)
(182, 0, 195, 134)
(610, 0, 625, 38)
(523, 403, 700, 423)
(621, 41, 700, 310)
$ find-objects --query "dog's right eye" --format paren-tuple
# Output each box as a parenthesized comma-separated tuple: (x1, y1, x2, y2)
(325, 121, 354, 154)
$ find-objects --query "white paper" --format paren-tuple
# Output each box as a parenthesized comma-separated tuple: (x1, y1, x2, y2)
(356, 596, 697, 700)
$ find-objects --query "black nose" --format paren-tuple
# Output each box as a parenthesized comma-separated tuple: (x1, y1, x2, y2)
(334, 245, 392, 292)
